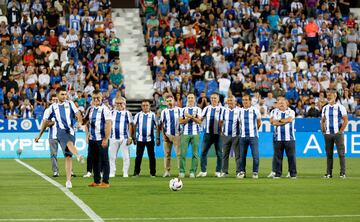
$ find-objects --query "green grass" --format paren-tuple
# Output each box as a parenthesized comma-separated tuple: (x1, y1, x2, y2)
(0, 158, 360, 222)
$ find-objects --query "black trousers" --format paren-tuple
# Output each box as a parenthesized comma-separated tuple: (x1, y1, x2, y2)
(274, 141, 297, 177)
(134, 141, 156, 176)
(89, 140, 110, 184)
(324, 133, 346, 175)
(86, 145, 93, 173)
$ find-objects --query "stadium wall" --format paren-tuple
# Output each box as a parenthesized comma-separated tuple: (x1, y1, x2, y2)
(0, 118, 359, 158)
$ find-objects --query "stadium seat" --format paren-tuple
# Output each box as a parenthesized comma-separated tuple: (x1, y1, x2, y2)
(194, 80, 205, 97)
(206, 80, 218, 97)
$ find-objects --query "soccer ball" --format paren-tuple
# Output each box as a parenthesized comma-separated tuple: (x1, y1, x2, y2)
(169, 178, 183, 191)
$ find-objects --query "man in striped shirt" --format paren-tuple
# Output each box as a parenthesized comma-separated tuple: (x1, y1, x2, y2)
(38, 86, 84, 188)
(109, 97, 133, 178)
(133, 100, 160, 177)
(35, 94, 60, 177)
(84, 90, 112, 187)
(198, 93, 224, 178)
(66, 29, 79, 64)
(160, 95, 182, 177)
(219, 96, 241, 177)
(270, 96, 297, 179)
(179, 93, 202, 178)
(238, 95, 262, 179)
(321, 90, 348, 178)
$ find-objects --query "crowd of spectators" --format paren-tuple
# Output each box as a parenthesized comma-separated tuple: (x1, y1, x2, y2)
(0, 0, 124, 120)
(143, 0, 360, 118)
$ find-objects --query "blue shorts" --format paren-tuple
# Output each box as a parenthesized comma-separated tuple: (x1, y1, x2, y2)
(57, 128, 75, 157)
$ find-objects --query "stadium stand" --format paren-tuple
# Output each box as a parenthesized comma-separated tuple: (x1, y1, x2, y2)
(0, 0, 360, 119)
(141, 0, 360, 118)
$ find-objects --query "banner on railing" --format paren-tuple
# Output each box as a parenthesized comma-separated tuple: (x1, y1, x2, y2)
(0, 131, 359, 158)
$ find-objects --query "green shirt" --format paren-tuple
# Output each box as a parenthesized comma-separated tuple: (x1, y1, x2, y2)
(165, 45, 176, 55)
(110, 72, 124, 86)
(110, 38, 120, 52)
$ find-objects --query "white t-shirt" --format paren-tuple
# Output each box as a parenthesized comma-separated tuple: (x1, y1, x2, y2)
(218, 78, 231, 92)
(38, 73, 50, 86)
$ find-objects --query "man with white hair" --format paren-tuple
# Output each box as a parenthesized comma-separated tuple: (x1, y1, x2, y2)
(109, 97, 133, 178)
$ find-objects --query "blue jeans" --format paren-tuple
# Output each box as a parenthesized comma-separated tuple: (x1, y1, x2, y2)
(239, 137, 259, 173)
(68, 48, 78, 64)
(260, 40, 269, 52)
(200, 133, 222, 172)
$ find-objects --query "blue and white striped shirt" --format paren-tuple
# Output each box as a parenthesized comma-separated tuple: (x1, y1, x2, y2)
(69, 14, 81, 32)
(271, 108, 296, 141)
(43, 106, 57, 139)
(161, 107, 181, 136)
(239, 107, 261, 138)
(180, 106, 202, 135)
(111, 110, 133, 140)
(221, 107, 240, 137)
(47, 101, 79, 136)
(202, 105, 224, 134)
(217, 27, 227, 38)
(321, 103, 347, 134)
(88, 105, 112, 141)
(134, 111, 157, 142)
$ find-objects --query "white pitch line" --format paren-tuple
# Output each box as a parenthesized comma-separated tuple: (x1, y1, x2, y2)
(14, 159, 104, 222)
(2, 214, 360, 221)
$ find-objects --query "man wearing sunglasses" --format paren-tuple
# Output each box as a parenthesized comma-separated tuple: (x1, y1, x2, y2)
(109, 97, 133, 178)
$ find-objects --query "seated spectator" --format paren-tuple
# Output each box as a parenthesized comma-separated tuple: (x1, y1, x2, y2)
(306, 101, 320, 117)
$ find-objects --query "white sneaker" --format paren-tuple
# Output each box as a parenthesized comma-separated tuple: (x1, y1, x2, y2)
(252, 173, 259, 179)
(65, 181, 72, 189)
(163, 171, 170, 177)
(179, 172, 185, 178)
(215, 172, 221, 177)
(123, 174, 129, 178)
(267, 172, 275, 178)
(77, 155, 84, 164)
(220, 172, 228, 177)
(83, 172, 91, 178)
(197, 172, 207, 177)
(189, 173, 195, 178)
(236, 172, 245, 179)
(286, 172, 290, 178)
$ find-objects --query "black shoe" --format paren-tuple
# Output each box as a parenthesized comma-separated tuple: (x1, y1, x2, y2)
(53, 172, 59, 177)
(323, 174, 332, 178)
(71, 174, 77, 177)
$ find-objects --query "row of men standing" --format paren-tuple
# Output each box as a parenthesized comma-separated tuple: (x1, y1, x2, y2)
(36, 86, 348, 188)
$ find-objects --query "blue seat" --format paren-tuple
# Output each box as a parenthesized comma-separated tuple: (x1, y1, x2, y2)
(206, 80, 219, 98)
(194, 80, 205, 97)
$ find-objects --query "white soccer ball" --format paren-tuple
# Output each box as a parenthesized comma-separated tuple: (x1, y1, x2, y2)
(169, 178, 183, 191)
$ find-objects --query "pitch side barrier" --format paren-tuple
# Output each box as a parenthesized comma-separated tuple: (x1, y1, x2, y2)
(0, 118, 359, 158)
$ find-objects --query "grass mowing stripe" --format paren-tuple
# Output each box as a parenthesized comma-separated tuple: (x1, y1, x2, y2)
(14, 159, 104, 222)
(1, 214, 360, 221)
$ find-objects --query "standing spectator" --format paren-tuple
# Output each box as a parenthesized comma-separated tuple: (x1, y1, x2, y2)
(321, 90, 348, 178)
(345, 28, 358, 61)
(305, 17, 319, 53)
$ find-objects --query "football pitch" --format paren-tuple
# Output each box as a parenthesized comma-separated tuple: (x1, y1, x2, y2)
(0, 158, 359, 222)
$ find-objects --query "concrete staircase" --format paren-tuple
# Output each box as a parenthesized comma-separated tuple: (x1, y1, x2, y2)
(112, 8, 154, 101)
